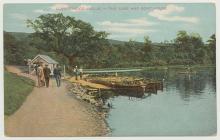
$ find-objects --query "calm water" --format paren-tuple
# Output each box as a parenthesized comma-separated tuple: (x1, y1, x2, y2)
(106, 67, 216, 136)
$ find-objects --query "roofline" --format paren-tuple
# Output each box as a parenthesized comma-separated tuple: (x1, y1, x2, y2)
(31, 54, 58, 64)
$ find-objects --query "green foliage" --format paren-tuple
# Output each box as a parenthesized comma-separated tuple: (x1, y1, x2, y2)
(150, 59, 167, 66)
(143, 36, 153, 61)
(173, 31, 213, 65)
(207, 34, 216, 64)
(4, 13, 216, 68)
(27, 13, 109, 67)
(143, 36, 152, 52)
(4, 71, 35, 115)
(4, 32, 27, 65)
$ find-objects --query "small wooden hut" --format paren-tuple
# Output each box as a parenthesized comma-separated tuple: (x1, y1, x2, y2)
(31, 54, 58, 75)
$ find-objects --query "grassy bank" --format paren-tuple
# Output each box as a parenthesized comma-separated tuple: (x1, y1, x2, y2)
(4, 71, 35, 116)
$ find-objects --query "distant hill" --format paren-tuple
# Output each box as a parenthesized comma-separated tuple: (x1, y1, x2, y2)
(6, 31, 144, 46)
(108, 39, 127, 45)
(6, 32, 31, 41)
(108, 39, 174, 47)
(6, 31, 173, 47)
(108, 39, 145, 46)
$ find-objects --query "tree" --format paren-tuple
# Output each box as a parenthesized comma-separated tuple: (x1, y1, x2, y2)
(143, 36, 152, 52)
(142, 36, 152, 61)
(174, 31, 206, 64)
(189, 33, 205, 63)
(27, 13, 109, 67)
(174, 31, 190, 52)
(207, 34, 216, 64)
(124, 39, 137, 63)
(4, 32, 27, 65)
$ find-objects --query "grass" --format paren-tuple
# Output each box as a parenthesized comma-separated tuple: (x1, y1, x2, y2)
(4, 71, 35, 116)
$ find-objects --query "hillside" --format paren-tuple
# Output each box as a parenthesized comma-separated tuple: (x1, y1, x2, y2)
(7, 32, 31, 41)
(7, 32, 173, 47)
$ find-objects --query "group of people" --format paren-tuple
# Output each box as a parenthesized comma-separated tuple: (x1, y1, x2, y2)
(33, 63, 83, 88)
(73, 66, 83, 80)
(34, 63, 62, 88)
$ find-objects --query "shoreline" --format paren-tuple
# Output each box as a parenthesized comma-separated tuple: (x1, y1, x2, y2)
(67, 81, 111, 136)
(70, 94, 111, 136)
(66, 71, 166, 136)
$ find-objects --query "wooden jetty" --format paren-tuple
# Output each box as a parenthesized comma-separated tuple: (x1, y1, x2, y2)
(68, 75, 163, 99)
(86, 76, 163, 94)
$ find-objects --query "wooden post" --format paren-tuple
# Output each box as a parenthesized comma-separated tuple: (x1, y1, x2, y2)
(63, 65, 66, 79)
(28, 65, 31, 74)
(27, 59, 32, 74)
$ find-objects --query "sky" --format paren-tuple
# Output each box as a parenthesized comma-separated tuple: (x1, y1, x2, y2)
(3, 3, 216, 42)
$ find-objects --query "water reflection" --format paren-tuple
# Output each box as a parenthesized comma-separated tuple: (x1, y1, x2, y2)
(100, 68, 216, 102)
(97, 67, 217, 109)
(141, 67, 216, 101)
(105, 67, 216, 136)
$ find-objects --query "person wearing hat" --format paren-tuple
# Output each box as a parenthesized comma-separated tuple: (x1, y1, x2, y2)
(53, 64, 62, 87)
(43, 64, 51, 87)
(73, 66, 78, 80)
(34, 63, 39, 76)
(37, 62, 45, 87)
(79, 67, 83, 80)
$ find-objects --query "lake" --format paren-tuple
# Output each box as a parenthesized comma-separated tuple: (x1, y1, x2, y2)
(105, 67, 216, 136)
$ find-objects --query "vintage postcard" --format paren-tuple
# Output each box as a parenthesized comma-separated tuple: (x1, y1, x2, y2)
(1, 0, 218, 138)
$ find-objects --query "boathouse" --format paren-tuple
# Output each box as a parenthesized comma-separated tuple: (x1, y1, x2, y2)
(31, 54, 58, 75)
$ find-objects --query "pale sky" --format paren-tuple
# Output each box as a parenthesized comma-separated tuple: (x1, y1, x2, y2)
(3, 3, 216, 42)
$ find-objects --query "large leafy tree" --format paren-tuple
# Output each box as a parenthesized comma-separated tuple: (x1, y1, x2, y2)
(174, 31, 205, 64)
(174, 31, 191, 52)
(27, 13, 109, 67)
(189, 33, 205, 63)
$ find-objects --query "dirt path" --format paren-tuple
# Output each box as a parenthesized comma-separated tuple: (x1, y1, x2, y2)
(4, 66, 108, 136)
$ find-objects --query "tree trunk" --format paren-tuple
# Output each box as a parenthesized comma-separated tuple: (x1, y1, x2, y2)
(68, 56, 75, 66)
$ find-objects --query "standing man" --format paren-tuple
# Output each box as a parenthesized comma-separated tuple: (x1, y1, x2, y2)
(43, 64, 51, 88)
(53, 65, 62, 87)
(73, 66, 78, 80)
(79, 67, 83, 80)
(34, 64, 39, 76)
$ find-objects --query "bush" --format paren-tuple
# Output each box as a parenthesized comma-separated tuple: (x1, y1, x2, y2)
(150, 60, 167, 66)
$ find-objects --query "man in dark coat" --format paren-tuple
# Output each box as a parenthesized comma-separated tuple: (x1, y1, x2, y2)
(43, 64, 51, 88)
(53, 65, 62, 87)
(34, 64, 39, 76)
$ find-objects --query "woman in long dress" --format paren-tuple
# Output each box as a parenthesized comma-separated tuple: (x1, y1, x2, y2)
(37, 63, 45, 87)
